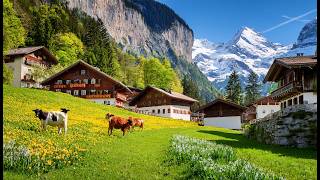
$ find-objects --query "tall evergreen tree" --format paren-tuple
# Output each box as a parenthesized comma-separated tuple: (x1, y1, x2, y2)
(225, 71, 242, 104)
(244, 71, 261, 105)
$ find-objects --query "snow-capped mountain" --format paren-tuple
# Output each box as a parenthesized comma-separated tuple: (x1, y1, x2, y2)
(193, 19, 317, 95)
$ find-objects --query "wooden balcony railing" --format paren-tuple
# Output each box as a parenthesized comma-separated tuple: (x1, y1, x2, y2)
(271, 81, 302, 98)
(116, 93, 127, 101)
(83, 94, 112, 99)
(53, 83, 101, 89)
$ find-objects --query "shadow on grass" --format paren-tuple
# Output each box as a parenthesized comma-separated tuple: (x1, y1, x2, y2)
(197, 130, 317, 160)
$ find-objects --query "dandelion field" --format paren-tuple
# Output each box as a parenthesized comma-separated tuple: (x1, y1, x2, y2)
(3, 85, 317, 179)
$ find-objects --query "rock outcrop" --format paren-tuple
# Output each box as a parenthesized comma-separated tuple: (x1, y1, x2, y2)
(66, 0, 194, 62)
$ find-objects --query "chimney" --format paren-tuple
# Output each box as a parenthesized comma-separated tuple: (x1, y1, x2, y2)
(296, 53, 304, 56)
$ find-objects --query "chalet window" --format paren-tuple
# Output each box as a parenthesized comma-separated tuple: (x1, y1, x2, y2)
(83, 79, 88, 84)
(56, 89, 61, 92)
(163, 109, 165, 114)
(288, 99, 292, 106)
(104, 101, 110, 105)
(81, 70, 86, 75)
(66, 80, 71, 84)
(158, 109, 160, 114)
(168, 109, 171, 113)
(91, 78, 96, 84)
(293, 97, 298, 105)
(66, 90, 72, 95)
(299, 95, 303, 104)
(91, 90, 96, 94)
(57, 80, 63, 84)
(283, 102, 286, 108)
(74, 90, 79, 96)
(152, 110, 155, 114)
(81, 90, 86, 96)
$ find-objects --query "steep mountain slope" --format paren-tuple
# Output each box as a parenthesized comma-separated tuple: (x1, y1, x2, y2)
(193, 20, 317, 95)
(65, 0, 219, 102)
(66, 0, 193, 62)
(282, 18, 317, 57)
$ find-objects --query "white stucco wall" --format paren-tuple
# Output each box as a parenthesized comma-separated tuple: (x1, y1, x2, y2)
(280, 92, 317, 108)
(135, 105, 191, 121)
(89, 98, 116, 106)
(303, 92, 317, 104)
(256, 105, 281, 119)
(204, 116, 241, 129)
(5, 56, 42, 88)
(5, 57, 22, 87)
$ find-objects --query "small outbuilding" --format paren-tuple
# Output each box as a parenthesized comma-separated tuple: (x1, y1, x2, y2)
(196, 98, 246, 129)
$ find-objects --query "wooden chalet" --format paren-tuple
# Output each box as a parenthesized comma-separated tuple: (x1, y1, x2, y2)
(129, 86, 198, 120)
(41, 60, 132, 107)
(196, 98, 246, 129)
(242, 96, 280, 123)
(4, 46, 58, 88)
(264, 54, 317, 109)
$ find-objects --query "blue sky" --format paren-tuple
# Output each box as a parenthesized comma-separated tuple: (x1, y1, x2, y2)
(157, 0, 317, 45)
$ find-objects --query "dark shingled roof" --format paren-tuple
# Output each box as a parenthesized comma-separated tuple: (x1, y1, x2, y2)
(41, 60, 132, 93)
(6, 46, 58, 64)
(196, 98, 246, 112)
(264, 55, 317, 82)
(129, 86, 198, 106)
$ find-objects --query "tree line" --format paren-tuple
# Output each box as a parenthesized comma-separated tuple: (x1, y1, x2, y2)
(3, 0, 184, 93)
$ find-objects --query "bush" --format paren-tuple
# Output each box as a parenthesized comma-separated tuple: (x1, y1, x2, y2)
(243, 124, 255, 138)
(168, 135, 284, 180)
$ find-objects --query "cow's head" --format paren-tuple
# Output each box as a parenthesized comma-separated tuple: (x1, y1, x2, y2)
(127, 119, 133, 126)
(32, 109, 42, 118)
(106, 113, 114, 120)
(61, 108, 70, 114)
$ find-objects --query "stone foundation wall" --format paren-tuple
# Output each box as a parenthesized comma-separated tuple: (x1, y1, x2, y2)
(244, 104, 317, 148)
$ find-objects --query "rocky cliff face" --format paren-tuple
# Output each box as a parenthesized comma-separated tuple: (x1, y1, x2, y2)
(66, 0, 194, 62)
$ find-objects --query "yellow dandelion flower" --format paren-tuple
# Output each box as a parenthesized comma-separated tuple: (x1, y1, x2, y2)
(47, 160, 53, 165)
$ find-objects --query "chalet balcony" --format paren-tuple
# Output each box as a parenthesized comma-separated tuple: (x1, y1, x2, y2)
(271, 81, 303, 100)
(116, 93, 127, 101)
(82, 94, 112, 99)
(53, 83, 100, 89)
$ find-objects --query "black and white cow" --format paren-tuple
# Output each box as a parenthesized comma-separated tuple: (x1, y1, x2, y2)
(32, 108, 70, 135)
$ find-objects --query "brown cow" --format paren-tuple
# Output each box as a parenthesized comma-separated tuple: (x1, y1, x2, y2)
(129, 117, 144, 131)
(106, 113, 133, 136)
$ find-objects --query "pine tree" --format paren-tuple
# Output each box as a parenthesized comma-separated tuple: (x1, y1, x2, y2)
(244, 71, 261, 105)
(225, 71, 242, 104)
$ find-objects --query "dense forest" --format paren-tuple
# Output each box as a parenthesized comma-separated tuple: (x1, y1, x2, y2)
(4, 0, 221, 104)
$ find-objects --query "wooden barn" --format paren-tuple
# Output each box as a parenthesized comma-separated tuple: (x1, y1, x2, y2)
(41, 60, 132, 107)
(196, 98, 246, 129)
(129, 86, 198, 120)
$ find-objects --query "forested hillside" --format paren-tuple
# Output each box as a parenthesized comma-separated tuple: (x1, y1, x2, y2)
(5, 0, 219, 104)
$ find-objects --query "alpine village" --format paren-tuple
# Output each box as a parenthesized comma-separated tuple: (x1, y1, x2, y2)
(3, 0, 317, 179)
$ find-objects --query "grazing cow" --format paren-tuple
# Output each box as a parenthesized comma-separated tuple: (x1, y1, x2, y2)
(106, 113, 133, 136)
(129, 117, 144, 131)
(32, 108, 70, 135)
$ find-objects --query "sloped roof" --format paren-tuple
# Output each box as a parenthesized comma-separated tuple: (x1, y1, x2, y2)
(264, 55, 317, 82)
(6, 46, 58, 64)
(196, 98, 246, 112)
(41, 60, 132, 93)
(129, 86, 198, 106)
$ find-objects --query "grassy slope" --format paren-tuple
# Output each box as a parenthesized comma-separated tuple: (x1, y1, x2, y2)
(3, 85, 317, 180)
